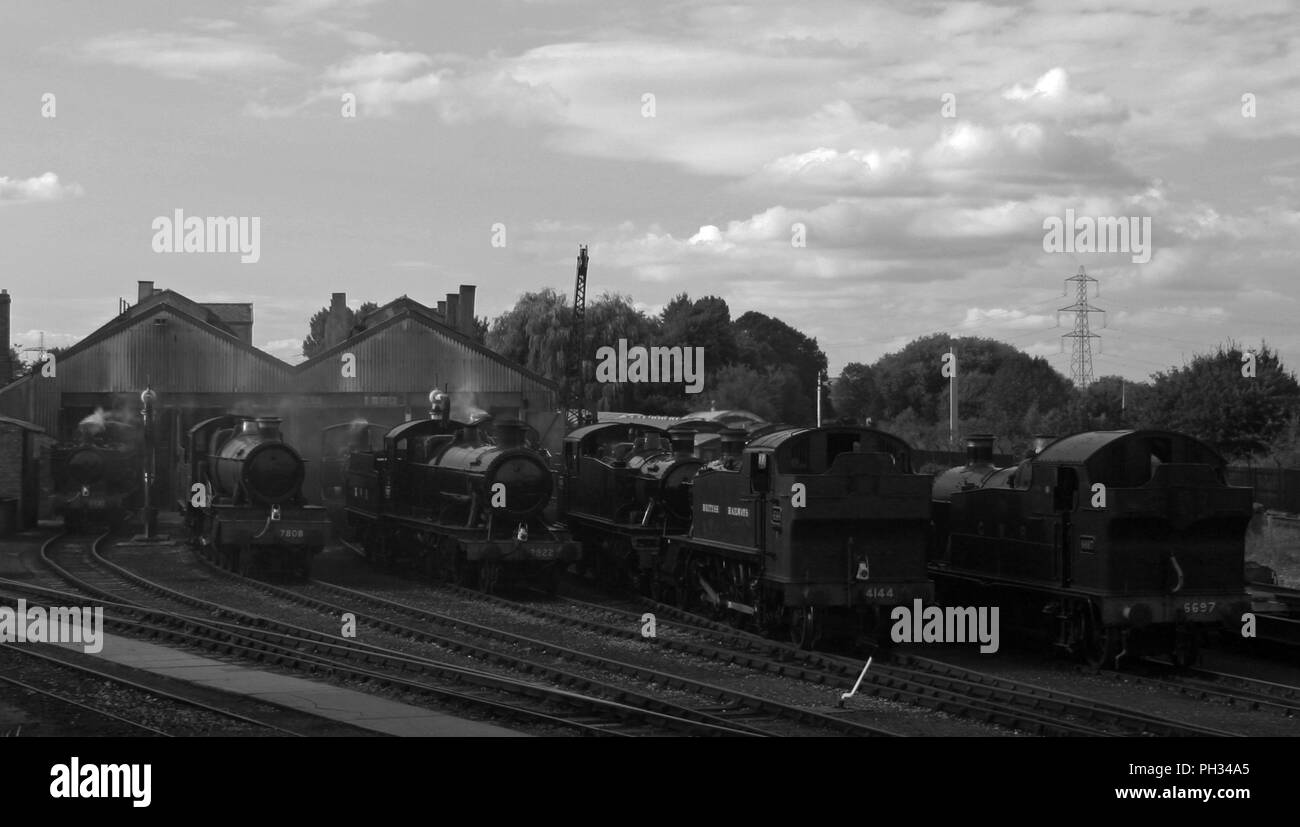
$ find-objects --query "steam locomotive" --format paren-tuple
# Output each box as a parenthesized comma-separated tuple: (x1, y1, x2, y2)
(50, 425, 144, 532)
(338, 391, 580, 593)
(560, 422, 704, 589)
(931, 431, 1253, 667)
(182, 414, 330, 578)
(655, 424, 935, 649)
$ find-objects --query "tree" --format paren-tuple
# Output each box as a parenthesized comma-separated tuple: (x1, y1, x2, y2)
(709, 364, 805, 423)
(469, 315, 489, 344)
(734, 310, 828, 422)
(301, 300, 378, 358)
(582, 292, 660, 411)
(1132, 341, 1299, 457)
(485, 288, 572, 383)
(831, 362, 877, 423)
(5, 345, 19, 384)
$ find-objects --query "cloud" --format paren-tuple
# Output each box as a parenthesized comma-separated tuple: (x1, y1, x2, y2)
(81, 30, 295, 79)
(0, 172, 84, 205)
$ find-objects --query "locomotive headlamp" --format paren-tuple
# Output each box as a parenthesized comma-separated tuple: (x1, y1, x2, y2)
(140, 386, 158, 410)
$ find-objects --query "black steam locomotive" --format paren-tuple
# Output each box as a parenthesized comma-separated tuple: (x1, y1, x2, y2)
(658, 424, 935, 649)
(560, 423, 704, 589)
(51, 442, 142, 532)
(339, 391, 580, 593)
(931, 431, 1253, 667)
(182, 414, 330, 578)
(50, 414, 144, 531)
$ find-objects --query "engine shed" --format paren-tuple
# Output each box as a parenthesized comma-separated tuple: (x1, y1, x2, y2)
(0, 281, 558, 512)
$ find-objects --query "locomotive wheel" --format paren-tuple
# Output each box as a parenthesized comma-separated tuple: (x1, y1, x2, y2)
(678, 557, 704, 612)
(1170, 626, 1199, 668)
(479, 562, 501, 595)
(789, 606, 822, 650)
(453, 556, 476, 588)
(1083, 609, 1120, 669)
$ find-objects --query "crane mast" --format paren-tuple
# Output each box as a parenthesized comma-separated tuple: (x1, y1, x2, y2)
(561, 245, 589, 432)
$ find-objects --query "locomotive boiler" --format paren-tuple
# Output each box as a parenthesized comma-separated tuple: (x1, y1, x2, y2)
(560, 422, 704, 589)
(340, 391, 579, 593)
(658, 424, 935, 649)
(183, 414, 330, 578)
(931, 431, 1253, 667)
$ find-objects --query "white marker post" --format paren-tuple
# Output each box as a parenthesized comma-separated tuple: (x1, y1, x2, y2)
(837, 657, 872, 707)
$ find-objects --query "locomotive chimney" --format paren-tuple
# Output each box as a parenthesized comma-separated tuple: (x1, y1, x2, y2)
(965, 434, 995, 467)
(720, 427, 745, 459)
(458, 285, 476, 335)
(255, 417, 283, 440)
(668, 428, 696, 458)
(445, 292, 459, 330)
(138, 281, 154, 302)
(239, 418, 260, 436)
(0, 289, 10, 385)
(496, 419, 526, 449)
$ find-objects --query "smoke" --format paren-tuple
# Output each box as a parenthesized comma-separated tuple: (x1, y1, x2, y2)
(446, 383, 490, 424)
(77, 405, 141, 444)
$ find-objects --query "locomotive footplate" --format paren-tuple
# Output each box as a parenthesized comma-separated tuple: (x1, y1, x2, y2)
(778, 580, 935, 607)
(461, 539, 582, 563)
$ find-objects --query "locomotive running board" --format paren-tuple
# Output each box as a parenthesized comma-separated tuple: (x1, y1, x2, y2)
(725, 601, 756, 616)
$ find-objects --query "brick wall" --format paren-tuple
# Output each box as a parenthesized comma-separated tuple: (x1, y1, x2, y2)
(0, 425, 21, 500)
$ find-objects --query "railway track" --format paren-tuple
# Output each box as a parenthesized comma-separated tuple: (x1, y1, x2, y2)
(0, 640, 329, 736)
(452, 574, 1242, 737)
(1116, 660, 1300, 717)
(0, 650, 173, 737)
(322, 551, 1243, 736)
(190, 553, 899, 737)
(18, 532, 754, 737)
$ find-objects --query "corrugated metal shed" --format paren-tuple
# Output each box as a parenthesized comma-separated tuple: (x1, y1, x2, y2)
(295, 311, 556, 400)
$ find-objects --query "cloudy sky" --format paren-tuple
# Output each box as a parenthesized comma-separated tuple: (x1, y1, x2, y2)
(2, 0, 1298, 383)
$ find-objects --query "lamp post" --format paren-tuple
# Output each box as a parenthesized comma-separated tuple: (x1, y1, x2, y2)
(141, 386, 158, 538)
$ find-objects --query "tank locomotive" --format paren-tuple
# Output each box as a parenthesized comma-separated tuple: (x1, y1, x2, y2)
(340, 391, 580, 593)
(560, 423, 703, 589)
(931, 431, 1252, 667)
(658, 424, 935, 649)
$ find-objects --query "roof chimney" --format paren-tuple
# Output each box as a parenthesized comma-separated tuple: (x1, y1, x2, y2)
(437, 300, 447, 318)
(331, 292, 346, 310)
(458, 285, 476, 336)
(445, 292, 459, 331)
(138, 281, 154, 302)
(0, 289, 10, 385)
